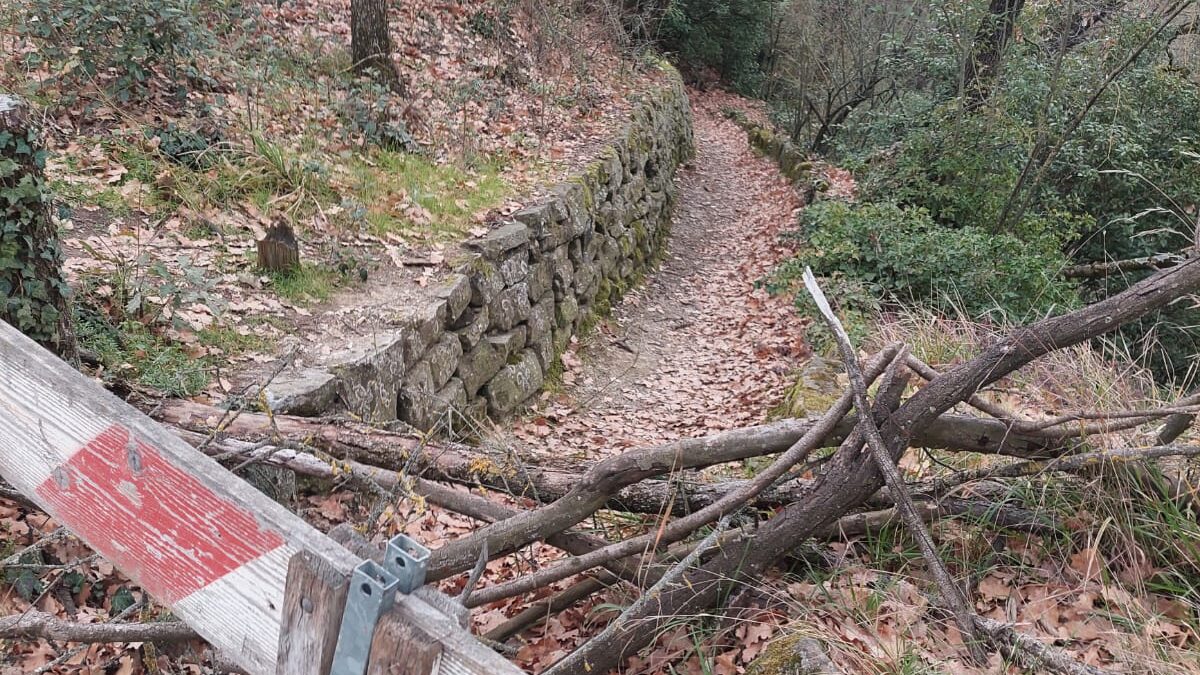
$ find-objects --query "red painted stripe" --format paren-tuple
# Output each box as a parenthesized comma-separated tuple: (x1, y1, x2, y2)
(36, 425, 285, 604)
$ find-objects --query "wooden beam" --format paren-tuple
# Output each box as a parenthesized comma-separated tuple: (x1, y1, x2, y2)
(0, 321, 521, 675)
(367, 612, 442, 674)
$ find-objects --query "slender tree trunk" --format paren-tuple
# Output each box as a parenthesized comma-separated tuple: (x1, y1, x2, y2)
(0, 96, 77, 364)
(351, 0, 401, 89)
(963, 0, 1028, 111)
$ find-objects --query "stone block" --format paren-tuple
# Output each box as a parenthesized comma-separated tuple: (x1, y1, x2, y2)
(452, 305, 489, 350)
(399, 359, 435, 430)
(464, 221, 529, 258)
(486, 327, 527, 360)
(527, 259, 552, 302)
(327, 331, 407, 422)
(483, 349, 544, 415)
(527, 296, 554, 342)
(458, 340, 506, 398)
(550, 247, 574, 296)
(430, 377, 468, 428)
(512, 201, 567, 243)
(426, 333, 463, 389)
(499, 248, 530, 285)
(556, 295, 579, 329)
(464, 259, 504, 307)
(433, 273, 472, 324)
(529, 331, 554, 372)
(264, 369, 337, 416)
(398, 298, 446, 364)
(489, 282, 531, 331)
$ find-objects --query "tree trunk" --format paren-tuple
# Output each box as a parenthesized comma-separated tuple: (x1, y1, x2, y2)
(963, 0, 1027, 111)
(351, 0, 400, 88)
(0, 96, 77, 364)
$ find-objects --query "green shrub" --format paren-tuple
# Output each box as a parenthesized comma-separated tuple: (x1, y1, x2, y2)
(654, 0, 777, 93)
(776, 201, 1078, 322)
(17, 0, 216, 100)
(807, 5, 1200, 381)
(75, 312, 210, 396)
(149, 122, 226, 170)
(338, 77, 418, 152)
(0, 114, 73, 351)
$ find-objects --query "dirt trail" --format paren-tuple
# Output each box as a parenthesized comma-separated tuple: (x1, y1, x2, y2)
(498, 94, 809, 464)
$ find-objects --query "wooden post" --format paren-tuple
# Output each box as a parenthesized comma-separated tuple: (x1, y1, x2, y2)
(257, 220, 300, 273)
(0, 320, 522, 675)
(0, 95, 77, 363)
(276, 552, 350, 675)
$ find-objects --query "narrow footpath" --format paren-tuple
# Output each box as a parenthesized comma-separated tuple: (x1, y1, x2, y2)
(501, 93, 810, 463)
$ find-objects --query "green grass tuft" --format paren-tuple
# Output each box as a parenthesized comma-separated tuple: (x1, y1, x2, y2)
(267, 264, 339, 303)
(345, 150, 508, 238)
(77, 316, 210, 396)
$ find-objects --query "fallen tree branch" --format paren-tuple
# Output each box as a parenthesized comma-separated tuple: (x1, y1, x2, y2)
(1062, 253, 1187, 279)
(155, 397, 1066, 518)
(918, 444, 1200, 497)
(486, 496, 1048, 645)
(462, 345, 900, 608)
(974, 616, 1105, 675)
(483, 574, 615, 643)
(0, 611, 197, 644)
(1157, 385, 1200, 445)
(821, 497, 1054, 539)
(552, 254, 1200, 674)
(427, 347, 903, 580)
(906, 354, 1192, 438)
(803, 269, 986, 664)
(173, 428, 659, 585)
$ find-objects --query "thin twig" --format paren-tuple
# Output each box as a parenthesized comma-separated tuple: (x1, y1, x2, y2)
(802, 267, 988, 664)
(917, 444, 1200, 497)
(0, 611, 197, 643)
(1, 528, 69, 567)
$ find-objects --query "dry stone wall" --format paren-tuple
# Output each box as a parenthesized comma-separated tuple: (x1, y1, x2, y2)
(266, 70, 694, 429)
(725, 110, 810, 184)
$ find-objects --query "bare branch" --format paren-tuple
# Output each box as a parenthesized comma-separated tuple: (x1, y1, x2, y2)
(0, 611, 197, 644)
(802, 268, 987, 664)
(974, 616, 1105, 675)
(462, 345, 899, 609)
(917, 444, 1200, 497)
(1063, 253, 1188, 278)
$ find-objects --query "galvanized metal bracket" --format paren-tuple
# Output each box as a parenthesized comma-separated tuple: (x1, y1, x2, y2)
(329, 534, 430, 675)
(385, 533, 430, 595)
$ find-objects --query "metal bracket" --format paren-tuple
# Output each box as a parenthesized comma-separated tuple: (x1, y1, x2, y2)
(384, 534, 430, 594)
(330, 560, 398, 675)
(328, 534, 430, 675)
